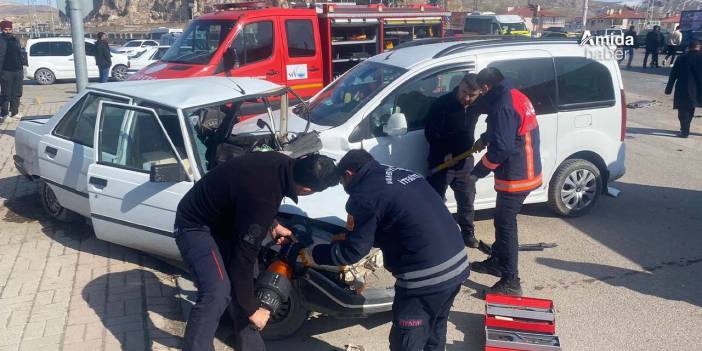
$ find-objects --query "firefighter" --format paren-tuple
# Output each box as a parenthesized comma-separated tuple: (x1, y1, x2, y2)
(425, 73, 484, 248)
(286, 149, 470, 351)
(174, 152, 338, 351)
(469, 67, 542, 296)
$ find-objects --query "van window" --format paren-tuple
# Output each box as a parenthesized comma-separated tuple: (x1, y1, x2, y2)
(52, 42, 73, 56)
(30, 42, 51, 56)
(555, 57, 615, 109)
(231, 21, 274, 65)
(53, 94, 129, 147)
(365, 69, 470, 138)
(488, 58, 558, 115)
(285, 20, 315, 57)
(85, 42, 96, 56)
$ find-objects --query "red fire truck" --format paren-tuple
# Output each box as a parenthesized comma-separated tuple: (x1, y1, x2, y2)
(129, 2, 449, 97)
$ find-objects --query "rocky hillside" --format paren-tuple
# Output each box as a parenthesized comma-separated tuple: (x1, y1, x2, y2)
(0, 1, 54, 18)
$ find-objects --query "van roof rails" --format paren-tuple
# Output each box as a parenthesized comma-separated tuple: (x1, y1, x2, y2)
(393, 36, 578, 58)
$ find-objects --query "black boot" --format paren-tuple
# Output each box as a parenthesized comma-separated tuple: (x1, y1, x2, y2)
(487, 277, 523, 296)
(470, 256, 502, 277)
(462, 231, 479, 248)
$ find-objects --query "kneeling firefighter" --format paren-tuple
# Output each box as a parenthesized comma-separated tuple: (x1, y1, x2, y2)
(285, 149, 470, 351)
(174, 152, 338, 351)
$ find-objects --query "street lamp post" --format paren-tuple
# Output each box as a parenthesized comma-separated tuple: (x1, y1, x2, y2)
(68, 0, 88, 92)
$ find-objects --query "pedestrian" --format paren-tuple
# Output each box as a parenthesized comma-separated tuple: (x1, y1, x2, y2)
(643, 25, 664, 68)
(286, 149, 470, 351)
(425, 73, 483, 248)
(624, 25, 637, 68)
(95, 32, 112, 83)
(174, 152, 338, 351)
(469, 67, 542, 296)
(663, 26, 682, 66)
(665, 40, 702, 138)
(0, 20, 26, 121)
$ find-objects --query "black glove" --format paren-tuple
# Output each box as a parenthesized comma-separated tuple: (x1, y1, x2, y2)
(280, 242, 305, 265)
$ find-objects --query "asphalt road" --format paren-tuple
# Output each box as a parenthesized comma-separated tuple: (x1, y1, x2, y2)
(262, 51, 702, 351)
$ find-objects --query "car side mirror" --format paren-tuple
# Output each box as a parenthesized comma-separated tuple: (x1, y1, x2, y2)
(150, 163, 188, 183)
(382, 112, 408, 137)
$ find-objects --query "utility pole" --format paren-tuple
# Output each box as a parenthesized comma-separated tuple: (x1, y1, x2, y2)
(581, 0, 589, 31)
(68, 0, 88, 92)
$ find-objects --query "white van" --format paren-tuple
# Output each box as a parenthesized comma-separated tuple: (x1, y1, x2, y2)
(25, 37, 130, 85)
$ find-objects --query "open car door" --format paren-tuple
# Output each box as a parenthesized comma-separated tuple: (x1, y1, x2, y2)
(87, 102, 193, 261)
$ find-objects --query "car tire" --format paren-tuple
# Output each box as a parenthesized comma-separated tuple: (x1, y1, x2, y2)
(34, 68, 56, 85)
(111, 64, 128, 81)
(261, 281, 309, 340)
(548, 159, 602, 217)
(39, 181, 80, 222)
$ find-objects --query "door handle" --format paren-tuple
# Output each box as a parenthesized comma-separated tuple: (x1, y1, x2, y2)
(309, 66, 319, 72)
(68, 58, 74, 61)
(266, 69, 278, 75)
(45, 146, 58, 158)
(89, 177, 108, 188)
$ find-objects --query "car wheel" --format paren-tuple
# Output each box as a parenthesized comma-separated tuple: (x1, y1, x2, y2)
(548, 159, 602, 217)
(261, 281, 309, 340)
(39, 181, 80, 222)
(34, 68, 56, 85)
(111, 65, 128, 81)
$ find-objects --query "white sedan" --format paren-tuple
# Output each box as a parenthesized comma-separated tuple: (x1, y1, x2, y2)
(128, 46, 169, 74)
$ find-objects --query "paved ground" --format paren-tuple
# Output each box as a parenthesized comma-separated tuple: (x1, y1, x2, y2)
(0, 48, 700, 351)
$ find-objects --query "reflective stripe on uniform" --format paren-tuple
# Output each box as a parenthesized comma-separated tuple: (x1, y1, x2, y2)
(525, 132, 535, 179)
(494, 174, 543, 192)
(481, 155, 500, 170)
(395, 250, 467, 280)
(395, 256, 469, 289)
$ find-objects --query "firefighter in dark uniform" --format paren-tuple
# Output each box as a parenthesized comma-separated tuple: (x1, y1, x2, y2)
(174, 152, 338, 351)
(286, 149, 470, 351)
(469, 68, 542, 296)
(425, 73, 484, 248)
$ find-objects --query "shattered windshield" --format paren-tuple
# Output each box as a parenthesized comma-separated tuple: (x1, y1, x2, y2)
(161, 20, 235, 65)
(307, 61, 407, 127)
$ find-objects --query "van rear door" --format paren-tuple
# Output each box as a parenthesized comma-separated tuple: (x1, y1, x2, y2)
(280, 16, 324, 98)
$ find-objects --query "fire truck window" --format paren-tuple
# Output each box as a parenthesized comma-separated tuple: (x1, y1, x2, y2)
(285, 20, 315, 57)
(231, 21, 274, 66)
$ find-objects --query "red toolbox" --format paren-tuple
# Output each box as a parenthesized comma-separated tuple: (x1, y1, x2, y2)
(484, 294, 556, 334)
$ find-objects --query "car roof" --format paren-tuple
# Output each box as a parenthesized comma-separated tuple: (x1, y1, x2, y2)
(87, 76, 287, 110)
(27, 37, 95, 43)
(369, 38, 582, 69)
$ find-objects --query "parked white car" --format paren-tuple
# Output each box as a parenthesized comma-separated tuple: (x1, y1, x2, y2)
(127, 46, 170, 74)
(114, 39, 159, 57)
(25, 37, 130, 85)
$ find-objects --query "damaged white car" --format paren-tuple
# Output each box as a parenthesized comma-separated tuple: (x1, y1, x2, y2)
(14, 76, 391, 339)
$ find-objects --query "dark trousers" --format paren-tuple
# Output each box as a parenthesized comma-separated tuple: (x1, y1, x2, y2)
(492, 192, 529, 280)
(98, 67, 110, 83)
(677, 107, 695, 136)
(664, 45, 678, 64)
(643, 48, 659, 67)
(625, 47, 634, 67)
(0, 70, 23, 117)
(389, 285, 461, 351)
(427, 157, 476, 235)
(175, 226, 265, 351)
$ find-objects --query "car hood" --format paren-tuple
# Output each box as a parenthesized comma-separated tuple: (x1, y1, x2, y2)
(128, 61, 213, 80)
(232, 108, 332, 135)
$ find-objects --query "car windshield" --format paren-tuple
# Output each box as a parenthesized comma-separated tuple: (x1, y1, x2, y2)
(465, 18, 492, 34)
(124, 41, 141, 47)
(306, 61, 407, 127)
(161, 20, 235, 65)
(502, 22, 527, 31)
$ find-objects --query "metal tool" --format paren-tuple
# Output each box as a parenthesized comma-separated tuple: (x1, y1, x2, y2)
(477, 240, 558, 255)
(427, 144, 482, 176)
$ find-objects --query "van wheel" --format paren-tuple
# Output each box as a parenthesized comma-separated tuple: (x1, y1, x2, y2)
(261, 282, 309, 340)
(39, 181, 79, 222)
(548, 159, 602, 217)
(34, 68, 56, 85)
(112, 65, 128, 81)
